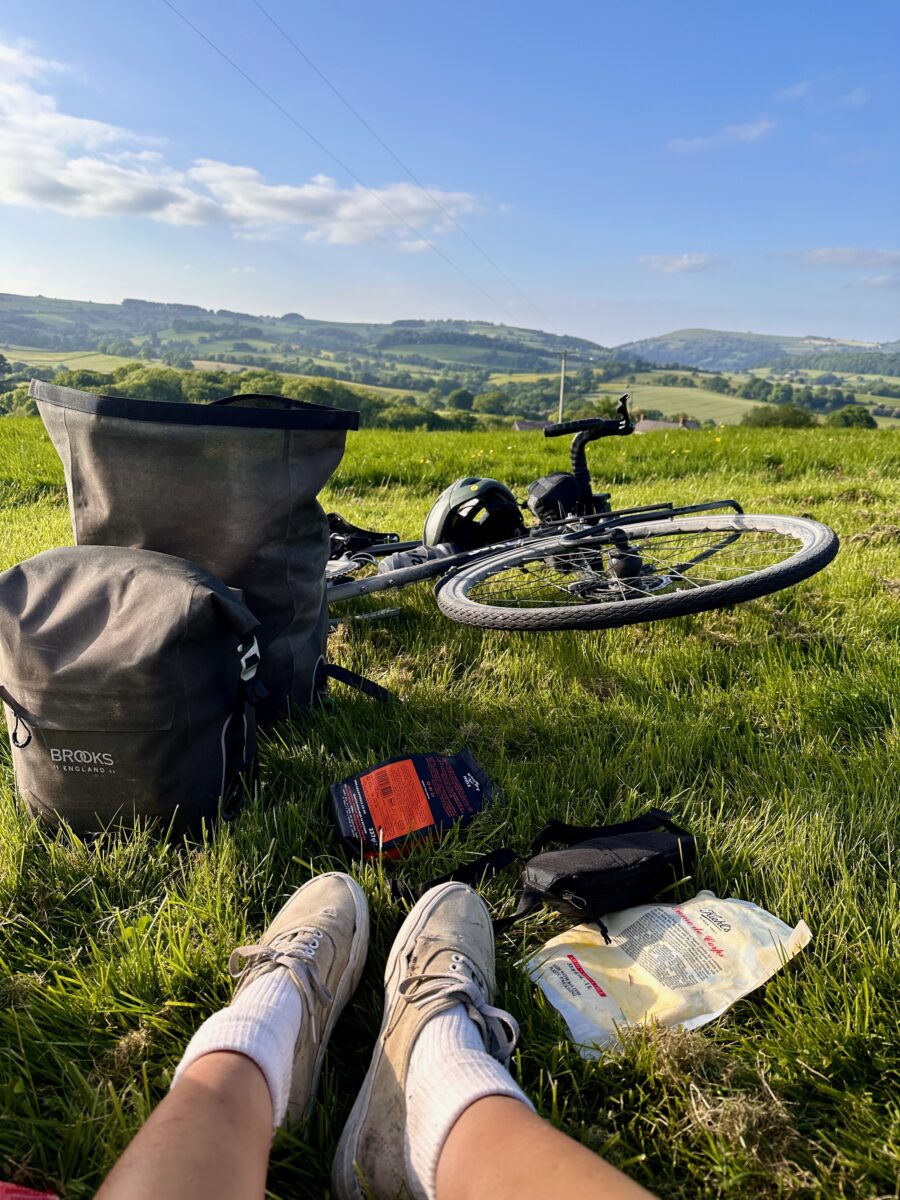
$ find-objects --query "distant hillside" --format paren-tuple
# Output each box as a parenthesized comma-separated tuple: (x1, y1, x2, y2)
(0, 292, 606, 374)
(614, 328, 885, 371)
(2, 291, 896, 380)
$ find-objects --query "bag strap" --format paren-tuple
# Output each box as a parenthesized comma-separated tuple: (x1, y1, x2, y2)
(528, 807, 687, 854)
(390, 847, 519, 906)
(0, 684, 32, 748)
(209, 393, 339, 415)
(323, 663, 394, 704)
(388, 809, 690, 936)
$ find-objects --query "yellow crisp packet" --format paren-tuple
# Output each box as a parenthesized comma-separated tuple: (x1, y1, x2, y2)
(526, 889, 811, 1057)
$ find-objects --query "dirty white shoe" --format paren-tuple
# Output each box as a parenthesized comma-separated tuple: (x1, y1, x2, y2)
(229, 871, 369, 1124)
(332, 882, 524, 1199)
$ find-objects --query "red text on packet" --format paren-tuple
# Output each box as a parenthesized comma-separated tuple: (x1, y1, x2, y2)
(566, 954, 608, 997)
(673, 907, 726, 958)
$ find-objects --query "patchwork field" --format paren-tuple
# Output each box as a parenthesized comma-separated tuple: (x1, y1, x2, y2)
(0, 419, 898, 1198)
(603, 384, 765, 424)
(0, 346, 141, 372)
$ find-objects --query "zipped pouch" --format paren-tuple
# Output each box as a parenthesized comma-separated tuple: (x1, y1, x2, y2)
(391, 809, 696, 940)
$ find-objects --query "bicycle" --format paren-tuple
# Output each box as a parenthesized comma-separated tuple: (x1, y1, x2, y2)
(326, 396, 839, 631)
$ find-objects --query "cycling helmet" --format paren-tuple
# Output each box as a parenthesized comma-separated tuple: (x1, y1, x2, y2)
(423, 477, 525, 550)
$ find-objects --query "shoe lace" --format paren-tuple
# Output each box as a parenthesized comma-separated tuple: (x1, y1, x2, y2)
(399, 960, 520, 1065)
(228, 929, 333, 1041)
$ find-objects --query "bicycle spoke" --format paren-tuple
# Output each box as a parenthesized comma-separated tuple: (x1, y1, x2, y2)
(465, 528, 803, 609)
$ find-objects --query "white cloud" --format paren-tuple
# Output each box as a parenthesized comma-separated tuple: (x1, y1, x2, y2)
(0, 40, 63, 81)
(639, 253, 726, 274)
(667, 117, 774, 153)
(855, 273, 900, 290)
(775, 81, 810, 102)
(834, 86, 870, 109)
(793, 247, 900, 270)
(0, 38, 479, 245)
(774, 79, 872, 111)
(186, 160, 476, 245)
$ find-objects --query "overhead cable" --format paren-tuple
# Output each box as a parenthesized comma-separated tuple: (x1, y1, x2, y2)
(250, 0, 555, 331)
(160, 0, 523, 325)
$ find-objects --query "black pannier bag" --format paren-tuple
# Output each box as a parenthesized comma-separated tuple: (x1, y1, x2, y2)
(30, 381, 359, 724)
(0, 546, 261, 838)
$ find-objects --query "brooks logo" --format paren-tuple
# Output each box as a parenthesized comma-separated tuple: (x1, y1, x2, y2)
(50, 748, 115, 767)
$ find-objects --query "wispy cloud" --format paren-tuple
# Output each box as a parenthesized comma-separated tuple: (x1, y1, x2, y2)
(774, 79, 871, 111)
(855, 273, 900, 290)
(667, 117, 774, 154)
(639, 253, 726, 274)
(792, 247, 900, 270)
(0, 38, 479, 247)
(775, 81, 810, 102)
(834, 86, 871, 109)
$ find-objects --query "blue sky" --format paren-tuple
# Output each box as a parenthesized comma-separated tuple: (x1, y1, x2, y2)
(0, 0, 897, 345)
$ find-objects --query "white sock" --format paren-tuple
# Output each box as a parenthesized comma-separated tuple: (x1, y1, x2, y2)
(404, 1003, 533, 1200)
(171, 968, 303, 1129)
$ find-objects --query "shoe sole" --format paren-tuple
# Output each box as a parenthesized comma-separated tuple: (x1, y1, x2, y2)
(331, 882, 487, 1200)
(297, 872, 370, 1123)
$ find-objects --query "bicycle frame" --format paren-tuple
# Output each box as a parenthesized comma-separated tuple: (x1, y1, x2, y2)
(327, 394, 746, 605)
(326, 497, 745, 604)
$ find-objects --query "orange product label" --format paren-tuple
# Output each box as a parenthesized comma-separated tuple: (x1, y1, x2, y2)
(360, 758, 434, 844)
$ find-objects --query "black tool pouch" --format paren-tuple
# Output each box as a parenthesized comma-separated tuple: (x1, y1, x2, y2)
(504, 809, 695, 940)
(391, 809, 695, 941)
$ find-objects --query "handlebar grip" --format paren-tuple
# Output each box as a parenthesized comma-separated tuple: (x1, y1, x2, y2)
(543, 417, 623, 438)
(543, 394, 632, 439)
(543, 418, 595, 437)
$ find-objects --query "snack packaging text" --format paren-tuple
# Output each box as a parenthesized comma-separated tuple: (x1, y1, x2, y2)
(329, 749, 493, 857)
(527, 890, 811, 1057)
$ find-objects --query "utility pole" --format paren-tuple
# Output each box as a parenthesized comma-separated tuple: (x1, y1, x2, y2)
(558, 350, 568, 422)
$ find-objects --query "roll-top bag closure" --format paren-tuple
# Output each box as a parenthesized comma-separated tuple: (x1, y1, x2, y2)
(29, 379, 360, 431)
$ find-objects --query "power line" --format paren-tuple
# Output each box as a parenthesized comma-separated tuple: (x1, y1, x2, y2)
(250, 0, 555, 332)
(160, 0, 523, 325)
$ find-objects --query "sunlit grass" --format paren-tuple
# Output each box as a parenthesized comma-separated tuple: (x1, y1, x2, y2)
(0, 419, 898, 1197)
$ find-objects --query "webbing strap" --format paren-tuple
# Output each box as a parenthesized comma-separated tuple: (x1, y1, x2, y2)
(323, 664, 394, 704)
(389, 847, 518, 905)
(528, 808, 685, 855)
(388, 809, 688, 936)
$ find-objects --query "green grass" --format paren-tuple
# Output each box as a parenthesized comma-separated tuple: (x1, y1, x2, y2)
(382, 342, 540, 366)
(0, 346, 141, 372)
(1, 419, 899, 1197)
(611, 385, 766, 424)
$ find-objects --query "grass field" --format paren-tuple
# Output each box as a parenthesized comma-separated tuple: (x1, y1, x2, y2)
(383, 342, 539, 367)
(0, 346, 141, 372)
(1, 419, 899, 1198)
(588, 384, 761, 425)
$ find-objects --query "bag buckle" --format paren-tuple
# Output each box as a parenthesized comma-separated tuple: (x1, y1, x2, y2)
(239, 637, 261, 681)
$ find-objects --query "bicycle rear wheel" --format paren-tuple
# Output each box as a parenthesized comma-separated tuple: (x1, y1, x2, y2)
(435, 514, 838, 631)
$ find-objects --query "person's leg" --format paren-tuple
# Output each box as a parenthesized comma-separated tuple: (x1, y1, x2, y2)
(332, 882, 657, 1200)
(436, 1095, 655, 1200)
(96, 1052, 272, 1200)
(97, 872, 369, 1200)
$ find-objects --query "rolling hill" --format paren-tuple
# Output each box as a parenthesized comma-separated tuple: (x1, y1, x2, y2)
(0, 293, 607, 374)
(613, 328, 888, 371)
(1, 292, 897, 379)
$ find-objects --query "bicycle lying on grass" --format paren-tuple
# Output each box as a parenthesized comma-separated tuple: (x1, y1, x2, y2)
(326, 396, 839, 631)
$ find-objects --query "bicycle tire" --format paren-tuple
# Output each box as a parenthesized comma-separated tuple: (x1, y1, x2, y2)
(434, 514, 839, 631)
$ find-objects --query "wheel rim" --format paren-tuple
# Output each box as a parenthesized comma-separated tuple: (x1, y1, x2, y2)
(456, 522, 818, 610)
